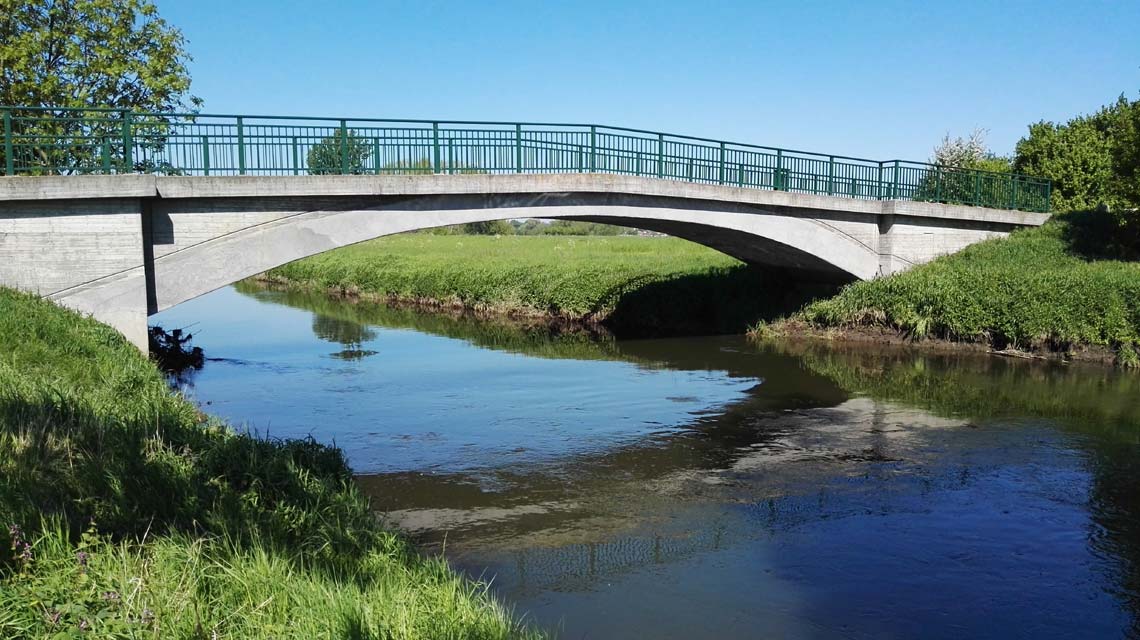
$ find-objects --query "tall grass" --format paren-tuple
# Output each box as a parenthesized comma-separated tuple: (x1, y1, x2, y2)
(790, 212, 1140, 365)
(0, 287, 540, 638)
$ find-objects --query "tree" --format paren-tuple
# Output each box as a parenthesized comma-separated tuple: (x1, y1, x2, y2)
(0, 0, 198, 173)
(915, 129, 1012, 206)
(306, 130, 372, 175)
(462, 220, 514, 235)
(1013, 101, 1123, 213)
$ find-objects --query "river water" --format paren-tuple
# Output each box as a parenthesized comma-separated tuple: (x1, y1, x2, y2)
(155, 284, 1140, 639)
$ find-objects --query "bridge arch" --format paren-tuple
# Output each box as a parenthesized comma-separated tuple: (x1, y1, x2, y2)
(147, 191, 880, 315)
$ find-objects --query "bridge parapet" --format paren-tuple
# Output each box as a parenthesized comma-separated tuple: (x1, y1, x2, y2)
(1, 106, 1051, 213)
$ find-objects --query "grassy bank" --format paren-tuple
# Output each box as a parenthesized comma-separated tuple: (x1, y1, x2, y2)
(0, 287, 539, 638)
(261, 234, 837, 336)
(758, 211, 1140, 366)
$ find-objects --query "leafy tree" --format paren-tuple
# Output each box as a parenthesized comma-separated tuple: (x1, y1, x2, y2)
(1013, 102, 1122, 212)
(1111, 97, 1140, 208)
(306, 130, 372, 175)
(915, 129, 1011, 206)
(0, 0, 198, 173)
(462, 220, 514, 235)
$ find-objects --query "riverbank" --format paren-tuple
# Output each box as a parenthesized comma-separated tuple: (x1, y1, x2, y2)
(0, 287, 540, 638)
(753, 210, 1140, 367)
(258, 234, 839, 336)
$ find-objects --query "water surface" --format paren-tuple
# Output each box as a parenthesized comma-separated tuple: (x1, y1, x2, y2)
(156, 284, 1140, 639)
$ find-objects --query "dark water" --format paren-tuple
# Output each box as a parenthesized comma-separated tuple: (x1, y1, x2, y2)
(156, 284, 1140, 639)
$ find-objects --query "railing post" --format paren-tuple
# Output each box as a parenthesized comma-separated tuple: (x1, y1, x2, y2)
(2, 109, 13, 175)
(448, 138, 455, 174)
(236, 116, 245, 175)
(515, 124, 523, 173)
(718, 142, 726, 185)
(292, 136, 300, 175)
(892, 160, 900, 199)
(121, 110, 133, 172)
(201, 135, 210, 176)
(876, 162, 884, 199)
(339, 119, 349, 175)
(589, 126, 597, 173)
(432, 122, 441, 174)
(775, 149, 784, 191)
(657, 133, 664, 179)
(374, 137, 382, 175)
(827, 156, 834, 195)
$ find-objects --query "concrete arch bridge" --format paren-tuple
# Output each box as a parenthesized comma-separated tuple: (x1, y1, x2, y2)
(0, 110, 1051, 349)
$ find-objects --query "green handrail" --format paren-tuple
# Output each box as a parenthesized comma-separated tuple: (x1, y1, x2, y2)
(0, 105, 1052, 212)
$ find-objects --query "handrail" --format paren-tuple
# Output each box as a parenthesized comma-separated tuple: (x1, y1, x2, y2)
(0, 106, 1052, 212)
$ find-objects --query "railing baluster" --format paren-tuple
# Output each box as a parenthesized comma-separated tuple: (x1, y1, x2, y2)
(236, 116, 245, 175)
(2, 109, 12, 175)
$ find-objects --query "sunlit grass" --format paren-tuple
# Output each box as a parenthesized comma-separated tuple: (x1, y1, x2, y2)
(0, 287, 541, 639)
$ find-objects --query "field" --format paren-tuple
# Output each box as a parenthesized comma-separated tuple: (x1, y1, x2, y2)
(0, 287, 541, 639)
(778, 212, 1140, 366)
(262, 234, 836, 336)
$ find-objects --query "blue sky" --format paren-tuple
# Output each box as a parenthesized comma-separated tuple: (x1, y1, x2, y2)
(157, 0, 1139, 161)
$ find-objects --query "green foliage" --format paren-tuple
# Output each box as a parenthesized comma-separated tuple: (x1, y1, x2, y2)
(0, 287, 539, 638)
(0, 0, 197, 173)
(462, 219, 515, 235)
(306, 130, 372, 175)
(795, 213, 1140, 362)
(514, 220, 628, 236)
(1013, 95, 1139, 212)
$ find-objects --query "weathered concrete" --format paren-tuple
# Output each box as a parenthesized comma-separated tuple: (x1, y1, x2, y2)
(0, 174, 1048, 350)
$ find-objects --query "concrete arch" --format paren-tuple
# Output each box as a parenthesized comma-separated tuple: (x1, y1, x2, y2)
(1, 173, 1048, 349)
(147, 192, 880, 315)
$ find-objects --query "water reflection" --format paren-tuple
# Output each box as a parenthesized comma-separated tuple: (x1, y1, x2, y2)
(156, 283, 1140, 639)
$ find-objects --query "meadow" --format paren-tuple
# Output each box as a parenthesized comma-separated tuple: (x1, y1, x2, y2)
(0, 287, 541, 639)
(262, 234, 837, 336)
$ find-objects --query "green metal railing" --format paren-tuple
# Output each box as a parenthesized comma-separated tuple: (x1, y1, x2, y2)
(0, 106, 1051, 212)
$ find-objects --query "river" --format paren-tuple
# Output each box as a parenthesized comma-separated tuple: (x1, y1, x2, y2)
(155, 283, 1140, 639)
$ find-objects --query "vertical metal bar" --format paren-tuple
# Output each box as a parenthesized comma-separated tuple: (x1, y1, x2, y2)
(515, 124, 523, 173)
(432, 122, 441, 174)
(236, 116, 245, 175)
(122, 110, 133, 172)
(292, 136, 299, 175)
(2, 109, 12, 175)
(448, 138, 455, 174)
(775, 149, 784, 190)
(827, 156, 834, 195)
(374, 137, 382, 174)
(876, 162, 884, 199)
(892, 160, 900, 199)
(201, 135, 210, 176)
(737, 163, 744, 187)
(339, 119, 349, 175)
(973, 171, 981, 206)
(589, 126, 597, 173)
(657, 133, 664, 178)
(102, 138, 111, 173)
(718, 142, 726, 185)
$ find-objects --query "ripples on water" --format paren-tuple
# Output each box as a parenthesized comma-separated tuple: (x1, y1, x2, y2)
(156, 284, 1140, 639)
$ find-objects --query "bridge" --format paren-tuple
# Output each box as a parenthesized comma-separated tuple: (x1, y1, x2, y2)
(0, 108, 1051, 349)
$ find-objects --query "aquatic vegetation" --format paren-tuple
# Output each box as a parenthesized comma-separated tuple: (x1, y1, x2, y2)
(0, 287, 541, 639)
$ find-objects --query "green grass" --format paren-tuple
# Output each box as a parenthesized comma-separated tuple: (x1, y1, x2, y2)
(263, 235, 837, 336)
(0, 287, 540, 639)
(788, 212, 1140, 365)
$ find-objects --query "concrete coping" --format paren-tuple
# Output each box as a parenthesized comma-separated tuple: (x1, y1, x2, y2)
(0, 173, 1049, 226)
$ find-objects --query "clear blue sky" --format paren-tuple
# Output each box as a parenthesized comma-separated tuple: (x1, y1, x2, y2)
(157, 0, 1139, 161)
